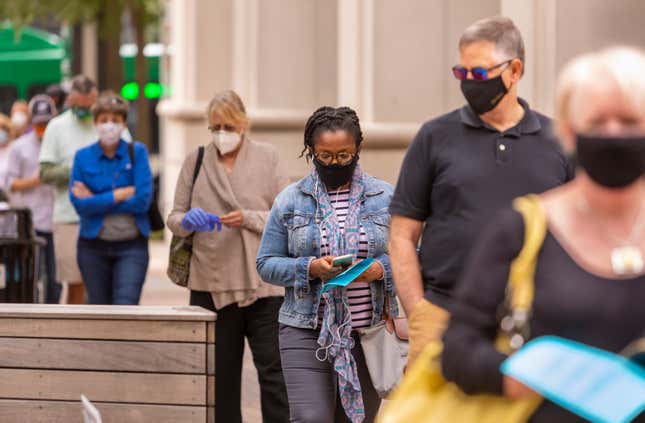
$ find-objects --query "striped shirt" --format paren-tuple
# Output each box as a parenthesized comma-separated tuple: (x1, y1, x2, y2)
(318, 189, 373, 329)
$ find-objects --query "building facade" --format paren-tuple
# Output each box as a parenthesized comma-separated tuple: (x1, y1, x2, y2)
(157, 0, 645, 218)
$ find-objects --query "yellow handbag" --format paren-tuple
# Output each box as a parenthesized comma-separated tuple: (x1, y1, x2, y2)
(378, 195, 547, 423)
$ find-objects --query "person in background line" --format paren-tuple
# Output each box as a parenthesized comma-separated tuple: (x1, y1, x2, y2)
(46, 84, 67, 115)
(10, 100, 29, 138)
(6, 95, 59, 304)
(0, 114, 16, 195)
(39, 74, 131, 304)
(442, 46, 645, 423)
(70, 92, 152, 305)
(257, 106, 397, 423)
(388, 16, 573, 366)
(168, 90, 290, 423)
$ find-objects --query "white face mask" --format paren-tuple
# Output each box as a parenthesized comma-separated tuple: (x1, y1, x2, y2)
(212, 130, 242, 155)
(97, 122, 123, 146)
(11, 112, 27, 129)
(0, 130, 9, 146)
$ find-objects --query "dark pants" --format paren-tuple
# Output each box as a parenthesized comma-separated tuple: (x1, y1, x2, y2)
(189, 291, 289, 423)
(279, 324, 381, 423)
(36, 231, 60, 304)
(77, 237, 149, 305)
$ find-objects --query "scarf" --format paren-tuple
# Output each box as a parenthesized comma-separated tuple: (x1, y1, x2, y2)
(313, 165, 366, 423)
(189, 142, 261, 306)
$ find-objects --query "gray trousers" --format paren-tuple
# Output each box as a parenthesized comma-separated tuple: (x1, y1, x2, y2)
(279, 324, 381, 423)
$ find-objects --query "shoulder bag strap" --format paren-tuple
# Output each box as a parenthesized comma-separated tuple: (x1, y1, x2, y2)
(128, 141, 135, 164)
(127, 142, 137, 186)
(188, 146, 205, 208)
(499, 194, 548, 352)
(509, 194, 548, 313)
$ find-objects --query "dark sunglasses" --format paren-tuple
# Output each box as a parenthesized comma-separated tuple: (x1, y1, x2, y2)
(451, 59, 514, 81)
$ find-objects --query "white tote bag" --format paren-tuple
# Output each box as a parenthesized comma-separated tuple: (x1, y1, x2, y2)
(358, 316, 409, 398)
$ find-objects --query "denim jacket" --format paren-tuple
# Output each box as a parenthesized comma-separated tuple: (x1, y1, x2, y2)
(257, 171, 398, 329)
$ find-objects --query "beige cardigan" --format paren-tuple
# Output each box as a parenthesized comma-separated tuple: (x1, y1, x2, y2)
(167, 139, 289, 309)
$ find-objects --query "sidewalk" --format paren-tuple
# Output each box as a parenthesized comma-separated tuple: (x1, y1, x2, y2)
(141, 240, 262, 423)
(139, 240, 187, 306)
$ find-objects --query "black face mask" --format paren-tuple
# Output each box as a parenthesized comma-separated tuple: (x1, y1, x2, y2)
(460, 74, 509, 115)
(314, 156, 359, 190)
(576, 134, 645, 188)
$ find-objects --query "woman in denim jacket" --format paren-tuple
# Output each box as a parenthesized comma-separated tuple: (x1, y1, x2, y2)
(257, 106, 397, 423)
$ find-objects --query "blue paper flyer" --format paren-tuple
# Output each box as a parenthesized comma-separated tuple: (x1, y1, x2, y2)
(320, 258, 375, 294)
(501, 336, 645, 423)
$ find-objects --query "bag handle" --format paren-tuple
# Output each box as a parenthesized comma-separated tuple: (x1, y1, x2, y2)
(499, 194, 547, 352)
(509, 195, 547, 313)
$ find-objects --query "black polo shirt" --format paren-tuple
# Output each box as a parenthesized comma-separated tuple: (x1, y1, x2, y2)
(390, 99, 573, 310)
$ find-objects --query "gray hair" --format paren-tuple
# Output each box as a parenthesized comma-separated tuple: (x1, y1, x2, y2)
(459, 16, 525, 72)
(70, 74, 97, 95)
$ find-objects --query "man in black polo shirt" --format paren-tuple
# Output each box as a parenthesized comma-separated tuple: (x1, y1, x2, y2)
(389, 16, 573, 365)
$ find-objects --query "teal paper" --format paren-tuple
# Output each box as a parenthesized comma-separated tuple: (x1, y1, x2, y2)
(321, 258, 375, 294)
(501, 336, 645, 423)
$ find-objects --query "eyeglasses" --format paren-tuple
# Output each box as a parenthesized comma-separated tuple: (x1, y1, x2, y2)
(313, 151, 356, 166)
(451, 59, 514, 81)
(208, 124, 236, 132)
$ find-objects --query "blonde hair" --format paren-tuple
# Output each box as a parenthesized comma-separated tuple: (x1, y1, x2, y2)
(554, 52, 596, 140)
(598, 47, 645, 112)
(206, 90, 249, 130)
(0, 114, 15, 139)
(554, 46, 645, 140)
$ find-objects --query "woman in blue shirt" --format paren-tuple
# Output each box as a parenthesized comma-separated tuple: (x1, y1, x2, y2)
(70, 93, 152, 304)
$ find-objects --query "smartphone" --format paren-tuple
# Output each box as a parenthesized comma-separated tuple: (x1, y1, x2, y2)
(332, 254, 354, 268)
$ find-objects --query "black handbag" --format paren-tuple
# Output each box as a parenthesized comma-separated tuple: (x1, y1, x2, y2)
(128, 142, 165, 232)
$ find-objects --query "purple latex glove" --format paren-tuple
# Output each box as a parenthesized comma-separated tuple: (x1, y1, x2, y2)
(208, 214, 222, 232)
(181, 208, 221, 232)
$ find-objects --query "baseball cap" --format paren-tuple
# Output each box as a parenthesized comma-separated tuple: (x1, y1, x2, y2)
(28, 95, 57, 125)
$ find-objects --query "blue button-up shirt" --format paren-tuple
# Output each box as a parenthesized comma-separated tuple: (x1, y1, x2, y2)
(69, 139, 152, 239)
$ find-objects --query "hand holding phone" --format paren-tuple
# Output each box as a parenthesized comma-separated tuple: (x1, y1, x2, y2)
(309, 256, 343, 281)
(331, 254, 354, 268)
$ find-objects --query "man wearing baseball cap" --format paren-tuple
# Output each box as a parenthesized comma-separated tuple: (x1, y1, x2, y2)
(6, 94, 60, 303)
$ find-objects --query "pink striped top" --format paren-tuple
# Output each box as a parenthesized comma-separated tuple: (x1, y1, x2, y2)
(318, 189, 373, 329)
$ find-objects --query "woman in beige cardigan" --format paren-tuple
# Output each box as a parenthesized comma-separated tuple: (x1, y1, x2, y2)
(167, 90, 290, 423)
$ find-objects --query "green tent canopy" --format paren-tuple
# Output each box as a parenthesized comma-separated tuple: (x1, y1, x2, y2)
(0, 24, 66, 100)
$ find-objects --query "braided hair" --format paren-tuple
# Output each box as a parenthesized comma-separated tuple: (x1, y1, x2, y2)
(301, 106, 363, 161)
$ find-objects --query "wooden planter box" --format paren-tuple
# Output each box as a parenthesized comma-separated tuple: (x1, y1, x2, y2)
(0, 304, 216, 423)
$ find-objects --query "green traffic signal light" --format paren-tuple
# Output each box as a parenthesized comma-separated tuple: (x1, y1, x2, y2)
(121, 82, 139, 100)
(121, 82, 167, 100)
(144, 82, 163, 99)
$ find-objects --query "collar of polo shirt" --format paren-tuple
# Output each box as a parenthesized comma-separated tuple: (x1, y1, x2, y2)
(460, 98, 542, 137)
